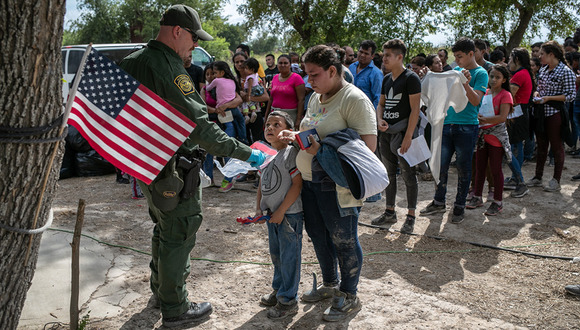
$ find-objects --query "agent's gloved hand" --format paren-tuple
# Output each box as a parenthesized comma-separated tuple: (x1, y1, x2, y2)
(246, 149, 266, 168)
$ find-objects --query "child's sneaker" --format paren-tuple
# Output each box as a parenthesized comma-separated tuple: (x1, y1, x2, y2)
(484, 202, 502, 216)
(219, 179, 234, 193)
(466, 196, 484, 209)
(244, 115, 250, 124)
(250, 111, 258, 123)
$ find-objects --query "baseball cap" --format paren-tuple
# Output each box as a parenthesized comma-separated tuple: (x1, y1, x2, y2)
(160, 4, 213, 41)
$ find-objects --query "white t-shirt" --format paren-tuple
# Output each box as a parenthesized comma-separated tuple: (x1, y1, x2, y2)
(297, 83, 377, 207)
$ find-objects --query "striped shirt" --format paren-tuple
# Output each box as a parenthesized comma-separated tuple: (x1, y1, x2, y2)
(537, 62, 577, 116)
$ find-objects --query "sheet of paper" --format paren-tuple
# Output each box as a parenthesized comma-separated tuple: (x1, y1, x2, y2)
(397, 135, 432, 167)
(479, 94, 495, 118)
(507, 104, 523, 119)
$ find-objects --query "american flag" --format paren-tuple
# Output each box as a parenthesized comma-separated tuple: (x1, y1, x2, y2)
(68, 49, 196, 185)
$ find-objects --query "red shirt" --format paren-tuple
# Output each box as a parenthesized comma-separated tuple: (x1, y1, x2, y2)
(482, 89, 513, 147)
(510, 68, 532, 105)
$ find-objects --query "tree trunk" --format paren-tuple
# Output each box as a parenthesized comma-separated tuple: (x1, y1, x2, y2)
(506, 6, 534, 53)
(0, 0, 65, 329)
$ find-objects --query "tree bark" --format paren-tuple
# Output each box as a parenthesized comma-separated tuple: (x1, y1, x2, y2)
(506, 4, 535, 53)
(0, 0, 65, 329)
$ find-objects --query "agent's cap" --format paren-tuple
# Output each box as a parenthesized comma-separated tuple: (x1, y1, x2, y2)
(160, 5, 213, 41)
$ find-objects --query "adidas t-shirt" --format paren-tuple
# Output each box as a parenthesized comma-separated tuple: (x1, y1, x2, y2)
(381, 69, 421, 125)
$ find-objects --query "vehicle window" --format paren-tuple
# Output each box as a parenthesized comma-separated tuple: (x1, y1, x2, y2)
(192, 48, 211, 67)
(67, 50, 84, 75)
(61, 50, 67, 73)
(100, 47, 143, 65)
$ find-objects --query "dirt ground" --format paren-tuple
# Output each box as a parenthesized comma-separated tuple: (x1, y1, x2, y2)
(46, 156, 580, 329)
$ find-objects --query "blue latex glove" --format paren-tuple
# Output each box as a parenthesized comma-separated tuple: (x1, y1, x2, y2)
(246, 149, 266, 168)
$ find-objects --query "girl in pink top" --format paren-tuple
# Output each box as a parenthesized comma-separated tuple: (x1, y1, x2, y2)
(205, 61, 241, 123)
(265, 54, 305, 128)
(467, 65, 513, 216)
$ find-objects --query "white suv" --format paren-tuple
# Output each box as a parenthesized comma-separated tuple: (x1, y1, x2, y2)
(61, 43, 213, 102)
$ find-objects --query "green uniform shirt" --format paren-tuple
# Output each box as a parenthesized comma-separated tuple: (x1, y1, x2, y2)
(120, 40, 251, 217)
(120, 40, 251, 160)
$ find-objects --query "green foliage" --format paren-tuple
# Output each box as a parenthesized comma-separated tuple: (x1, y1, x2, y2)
(218, 23, 249, 52)
(67, 0, 128, 44)
(448, 0, 580, 49)
(239, 0, 351, 47)
(347, 0, 451, 61)
(78, 311, 90, 330)
(249, 35, 280, 54)
(198, 20, 232, 61)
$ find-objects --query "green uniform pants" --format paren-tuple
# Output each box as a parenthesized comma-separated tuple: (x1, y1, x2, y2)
(148, 198, 203, 318)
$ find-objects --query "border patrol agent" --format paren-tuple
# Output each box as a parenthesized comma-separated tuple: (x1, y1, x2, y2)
(120, 5, 265, 327)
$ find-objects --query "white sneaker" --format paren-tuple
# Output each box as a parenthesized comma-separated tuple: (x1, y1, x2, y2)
(543, 178, 561, 192)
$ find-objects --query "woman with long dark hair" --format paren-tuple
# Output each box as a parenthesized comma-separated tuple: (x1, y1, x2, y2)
(504, 48, 535, 197)
(527, 41, 577, 192)
(279, 44, 377, 321)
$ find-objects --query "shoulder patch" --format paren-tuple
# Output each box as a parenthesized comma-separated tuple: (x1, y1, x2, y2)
(174, 74, 194, 95)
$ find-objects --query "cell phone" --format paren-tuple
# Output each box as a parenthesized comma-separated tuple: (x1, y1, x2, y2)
(533, 97, 543, 103)
(296, 128, 320, 150)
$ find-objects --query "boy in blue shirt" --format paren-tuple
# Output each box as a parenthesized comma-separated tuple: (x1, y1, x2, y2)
(256, 111, 304, 319)
(420, 37, 489, 224)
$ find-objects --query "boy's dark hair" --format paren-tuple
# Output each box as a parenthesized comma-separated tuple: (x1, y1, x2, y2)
(564, 39, 579, 51)
(452, 37, 475, 54)
(495, 46, 508, 58)
(382, 38, 407, 57)
(574, 28, 580, 45)
(236, 44, 251, 56)
(410, 56, 425, 66)
(268, 110, 294, 130)
(211, 61, 241, 93)
(359, 40, 377, 54)
(303, 44, 343, 76)
(474, 39, 487, 51)
(425, 54, 438, 67)
(531, 42, 544, 49)
(416, 52, 426, 58)
(244, 57, 260, 73)
(438, 49, 448, 57)
(265, 53, 275, 59)
(489, 49, 505, 63)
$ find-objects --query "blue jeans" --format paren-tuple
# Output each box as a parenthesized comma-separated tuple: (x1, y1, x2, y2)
(222, 122, 235, 181)
(230, 107, 247, 144)
(267, 212, 303, 303)
(203, 153, 214, 180)
(434, 124, 478, 209)
(573, 101, 580, 147)
(302, 181, 363, 295)
(508, 143, 524, 184)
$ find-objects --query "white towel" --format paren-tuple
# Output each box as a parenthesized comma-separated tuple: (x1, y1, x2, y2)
(420, 71, 469, 184)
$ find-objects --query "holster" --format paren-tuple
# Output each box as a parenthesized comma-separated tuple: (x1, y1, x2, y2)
(176, 148, 207, 200)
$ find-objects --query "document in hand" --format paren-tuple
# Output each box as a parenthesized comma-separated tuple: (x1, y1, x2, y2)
(397, 135, 431, 167)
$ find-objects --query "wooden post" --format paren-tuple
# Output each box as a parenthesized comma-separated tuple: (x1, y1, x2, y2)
(70, 199, 86, 330)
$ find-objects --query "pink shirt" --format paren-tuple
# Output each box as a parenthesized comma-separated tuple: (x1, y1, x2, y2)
(204, 89, 217, 107)
(205, 77, 236, 108)
(244, 73, 259, 89)
(483, 89, 513, 147)
(270, 73, 304, 109)
(510, 69, 532, 105)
